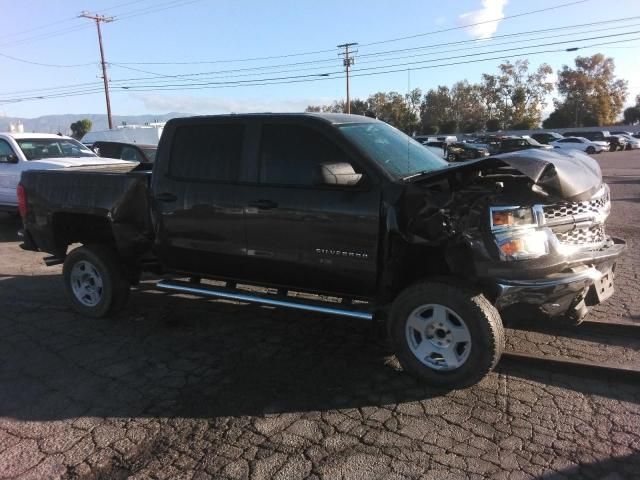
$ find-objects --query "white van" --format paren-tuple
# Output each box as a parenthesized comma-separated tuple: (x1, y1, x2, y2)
(0, 133, 134, 211)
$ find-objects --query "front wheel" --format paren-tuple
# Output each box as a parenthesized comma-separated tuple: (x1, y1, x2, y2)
(388, 280, 504, 388)
(447, 153, 457, 162)
(586, 146, 595, 154)
(63, 245, 130, 318)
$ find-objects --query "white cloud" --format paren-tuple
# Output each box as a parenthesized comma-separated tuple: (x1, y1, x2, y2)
(459, 0, 508, 40)
(130, 93, 333, 114)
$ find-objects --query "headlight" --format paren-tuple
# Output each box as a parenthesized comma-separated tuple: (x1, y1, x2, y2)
(494, 229, 549, 260)
(490, 207, 536, 230)
(489, 206, 548, 260)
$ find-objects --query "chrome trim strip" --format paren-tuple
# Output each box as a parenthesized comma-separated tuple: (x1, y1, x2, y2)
(496, 267, 602, 289)
(156, 280, 374, 321)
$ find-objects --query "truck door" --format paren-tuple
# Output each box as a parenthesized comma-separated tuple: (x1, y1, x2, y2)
(0, 139, 21, 207)
(240, 122, 381, 296)
(151, 120, 248, 278)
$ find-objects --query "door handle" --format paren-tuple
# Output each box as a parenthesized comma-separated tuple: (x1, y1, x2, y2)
(248, 199, 278, 210)
(155, 192, 177, 202)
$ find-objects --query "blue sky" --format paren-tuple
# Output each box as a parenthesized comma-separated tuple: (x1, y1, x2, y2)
(2, 0, 640, 118)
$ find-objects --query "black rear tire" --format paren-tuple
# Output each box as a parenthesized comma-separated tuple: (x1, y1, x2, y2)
(63, 245, 130, 318)
(586, 146, 595, 154)
(388, 279, 504, 388)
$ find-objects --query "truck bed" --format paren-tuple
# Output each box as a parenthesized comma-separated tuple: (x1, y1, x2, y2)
(20, 164, 153, 258)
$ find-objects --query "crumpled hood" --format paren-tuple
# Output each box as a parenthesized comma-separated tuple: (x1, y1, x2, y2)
(490, 149, 602, 201)
(28, 156, 135, 169)
(418, 148, 602, 202)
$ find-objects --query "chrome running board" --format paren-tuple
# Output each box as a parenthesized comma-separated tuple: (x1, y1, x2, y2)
(156, 280, 373, 321)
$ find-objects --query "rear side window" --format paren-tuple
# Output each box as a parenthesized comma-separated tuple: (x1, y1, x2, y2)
(259, 124, 351, 186)
(170, 124, 244, 182)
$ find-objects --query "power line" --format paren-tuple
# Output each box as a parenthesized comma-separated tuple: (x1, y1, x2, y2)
(2, 35, 637, 105)
(2, 23, 638, 98)
(3, 26, 635, 101)
(360, 0, 591, 47)
(93, 0, 595, 66)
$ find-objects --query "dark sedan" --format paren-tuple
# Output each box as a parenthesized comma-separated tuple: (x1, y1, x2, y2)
(92, 141, 157, 163)
(445, 142, 490, 162)
(495, 136, 552, 154)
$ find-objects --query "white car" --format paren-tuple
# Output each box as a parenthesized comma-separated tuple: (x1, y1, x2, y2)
(549, 136, 609, 154)
(0, 133, 135, 211)
(616, 134, 640, 150)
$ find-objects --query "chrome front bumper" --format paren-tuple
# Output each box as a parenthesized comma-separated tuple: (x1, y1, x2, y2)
(494, 265, 612, 316)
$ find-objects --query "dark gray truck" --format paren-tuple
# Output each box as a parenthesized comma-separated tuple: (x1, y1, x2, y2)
(18, 113, 625, 388)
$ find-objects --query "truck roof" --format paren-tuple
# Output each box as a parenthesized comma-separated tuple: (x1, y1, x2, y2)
(169, 112, 380, 125)
(1, 132, 74, 140)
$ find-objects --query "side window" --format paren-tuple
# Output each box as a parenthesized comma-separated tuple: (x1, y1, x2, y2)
(0, 139, 16, 163)
(94, 143, 119, 158)
(259, 124, 353, 186)
(121, 146, 144, 162)
(170, 124, 244, 182)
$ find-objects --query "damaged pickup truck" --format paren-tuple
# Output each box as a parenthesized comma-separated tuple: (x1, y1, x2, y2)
(18, 114, 625, 388)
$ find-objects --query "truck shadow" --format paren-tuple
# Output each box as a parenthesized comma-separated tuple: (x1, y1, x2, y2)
(0, 274, 639, 423)
(0, 213, 21, 243)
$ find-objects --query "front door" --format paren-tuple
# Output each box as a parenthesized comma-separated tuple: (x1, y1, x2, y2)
(152, 120, 248, 278)
(240, 123, 381, 296)
(0, 139, 21, 207)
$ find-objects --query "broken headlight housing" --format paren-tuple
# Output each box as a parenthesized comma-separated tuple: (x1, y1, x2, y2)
(489, 206, 549, 260)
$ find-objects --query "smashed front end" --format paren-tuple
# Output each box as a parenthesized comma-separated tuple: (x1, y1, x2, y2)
(401, 149, 625, 321)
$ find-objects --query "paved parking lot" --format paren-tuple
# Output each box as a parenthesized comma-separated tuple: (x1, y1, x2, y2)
(1, 150, 639, 479)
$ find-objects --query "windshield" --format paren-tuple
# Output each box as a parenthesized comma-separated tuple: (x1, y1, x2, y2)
(16, 138, 96, 160)
(141, 147, 157, 162)
(338, 122, 448, 178)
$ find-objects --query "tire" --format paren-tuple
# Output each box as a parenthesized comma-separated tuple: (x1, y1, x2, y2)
(610, 144, 616, 152)
(63, 245, 130, 318)
(586, 146, 595, 154)
(388, 279, 504, 388)
(447, 153, 457, 162)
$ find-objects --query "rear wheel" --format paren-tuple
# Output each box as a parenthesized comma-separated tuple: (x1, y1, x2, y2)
(586, 146, 595, 154)
(63, 245, 130, 318)
(388, 280, 504, 388)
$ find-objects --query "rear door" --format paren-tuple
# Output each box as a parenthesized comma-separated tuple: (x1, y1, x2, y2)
(239, 121, 381, 296)
(151, 120, 248, 277)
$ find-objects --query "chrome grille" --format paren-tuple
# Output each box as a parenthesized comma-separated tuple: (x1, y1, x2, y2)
(541, 186, 610, 250)
(542, 189, 609, 220)
(555, 224, 606, 246)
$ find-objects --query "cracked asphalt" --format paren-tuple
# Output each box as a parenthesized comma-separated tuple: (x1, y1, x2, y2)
(1, 150, 639, 479)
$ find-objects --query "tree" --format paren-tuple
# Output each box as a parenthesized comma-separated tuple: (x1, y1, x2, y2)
(70, 119, 92, 140)
(480, 59, 553, 129)
(546, 54, 628, 127)
(624, 107, 640, 125)
(485, 118, 501, 132)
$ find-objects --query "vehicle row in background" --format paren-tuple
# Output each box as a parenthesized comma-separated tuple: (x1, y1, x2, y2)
(414, 128, 638, 162)
(0, 133, 135, 211)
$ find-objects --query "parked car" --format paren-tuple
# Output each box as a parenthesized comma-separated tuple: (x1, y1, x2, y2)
(18, 113, 625, 388)
(0, 133, 134, 212)
(609, 134, 640, 150)
(530, 132, 565, 145)
(549, 136, 609, 154)
(495, 136, 552, 154)
(563, 131, 626, 151)
(445, 142, 490, 162)
(469, 135, 506, 154)
(92, 141, 157, 163)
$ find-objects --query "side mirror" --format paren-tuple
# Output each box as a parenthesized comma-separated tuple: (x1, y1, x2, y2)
(314, 162, 362, 186)
(0, 154, 18, 164)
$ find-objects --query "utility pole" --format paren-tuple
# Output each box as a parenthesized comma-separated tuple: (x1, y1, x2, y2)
(338, 43, 358, 114)
(80, 11, 114, 129)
